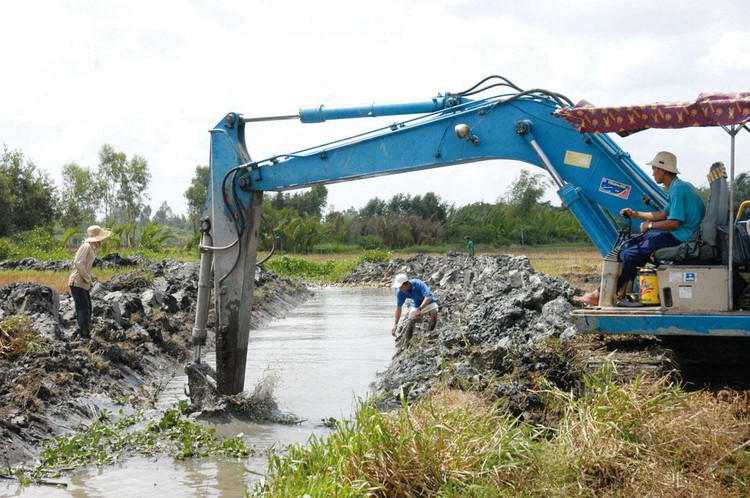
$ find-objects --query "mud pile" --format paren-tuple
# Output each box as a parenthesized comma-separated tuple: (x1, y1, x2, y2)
(345, 253, 671, 416)
(0, 256, 309, 465)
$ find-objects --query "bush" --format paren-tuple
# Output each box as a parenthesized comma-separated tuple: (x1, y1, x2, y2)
(4, 228, 70, 260)
(357, 234, 383, 250)
(0, 238, 11, 261)
(264, 255, 337, 280)
(311, 243, 361, 254)
(356, 249, 392, 265)
(10, 228, 58, 253)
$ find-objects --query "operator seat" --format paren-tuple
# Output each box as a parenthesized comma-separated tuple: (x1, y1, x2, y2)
(653, 161, 728, 265)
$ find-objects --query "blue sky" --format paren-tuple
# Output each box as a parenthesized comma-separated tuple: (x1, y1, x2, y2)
(1, 0, 749, 216)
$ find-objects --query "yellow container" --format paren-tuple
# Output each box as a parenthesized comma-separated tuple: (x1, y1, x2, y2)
(638, 268, 660, 305)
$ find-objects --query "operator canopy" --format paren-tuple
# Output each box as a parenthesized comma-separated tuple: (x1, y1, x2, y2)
(555, 92, 750, 136)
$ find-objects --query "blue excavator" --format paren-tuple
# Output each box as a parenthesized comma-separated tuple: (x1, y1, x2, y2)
(192, 75, 750, 395)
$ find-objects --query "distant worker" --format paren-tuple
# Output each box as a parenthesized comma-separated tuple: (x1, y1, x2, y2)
(464, 236, 475, 257)
(68, 225, 112, 340)
(391, 273, 438, 346)
(576, 151, 705, 305)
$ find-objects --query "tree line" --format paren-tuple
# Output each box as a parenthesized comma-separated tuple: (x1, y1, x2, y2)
(0, 144, 198, 251)
(7, 143, 739, 255)
(260, 170, 591, 252)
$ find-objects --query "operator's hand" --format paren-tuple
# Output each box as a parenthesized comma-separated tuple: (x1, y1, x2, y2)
(391, 326, 397, 337)
(620, 207, 635, 219)
(414, 308, 422, 317)
(640, 221, 651, 233)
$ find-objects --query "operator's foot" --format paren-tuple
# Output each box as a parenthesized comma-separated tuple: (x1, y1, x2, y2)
(573, 290, 600, 306)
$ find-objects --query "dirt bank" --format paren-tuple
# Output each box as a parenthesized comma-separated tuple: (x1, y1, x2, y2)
(344, 253, 678, 417)
(0, 256, 309, 466)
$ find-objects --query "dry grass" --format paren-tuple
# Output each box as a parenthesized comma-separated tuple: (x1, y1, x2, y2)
(500, 246, 601, 279)
(535, 373, 750, 497)
(0, 316, 45, 361)
(257, 374, 750, 497)
(0, 269, 120, 293)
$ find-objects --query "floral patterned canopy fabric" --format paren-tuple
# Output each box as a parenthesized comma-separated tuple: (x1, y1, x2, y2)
(555, 92, 750, 136)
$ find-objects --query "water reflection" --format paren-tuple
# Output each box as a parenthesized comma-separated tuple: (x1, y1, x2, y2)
(5, 287, 394, 497)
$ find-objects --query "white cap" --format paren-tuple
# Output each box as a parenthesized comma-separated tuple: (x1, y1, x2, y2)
(392, 273, 408, 288)
(646, 151, 679, 174)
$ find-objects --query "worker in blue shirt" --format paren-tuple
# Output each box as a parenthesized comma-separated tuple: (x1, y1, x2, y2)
(576, 151, 705, 306)
(391, 273, 438, 346)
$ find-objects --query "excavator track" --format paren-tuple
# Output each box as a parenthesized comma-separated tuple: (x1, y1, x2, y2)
(568, 334, 750, 390)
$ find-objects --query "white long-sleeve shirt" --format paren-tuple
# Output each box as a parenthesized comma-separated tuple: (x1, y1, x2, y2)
(68, 242, 97, 289)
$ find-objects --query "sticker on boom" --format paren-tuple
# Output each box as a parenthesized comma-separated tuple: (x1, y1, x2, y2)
(599, 178, 632, 199)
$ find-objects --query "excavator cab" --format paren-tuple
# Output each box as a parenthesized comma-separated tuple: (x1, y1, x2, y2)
(572, 163, 750, 333)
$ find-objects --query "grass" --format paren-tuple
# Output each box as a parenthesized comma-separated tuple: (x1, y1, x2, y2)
(0, 268, 132, 293)
(0, 316, 47, 361)
(263, 243, 601, 282)
(489, 244, 602, 279)
(252, 370, 750, 497)
(0, 244, 601, 290)
(263, 249, 393, 282)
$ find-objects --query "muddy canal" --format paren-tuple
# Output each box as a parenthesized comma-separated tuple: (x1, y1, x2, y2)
(3, 287, 394, 497)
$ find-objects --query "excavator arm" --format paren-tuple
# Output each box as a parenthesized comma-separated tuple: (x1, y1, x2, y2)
(198, 83, 672, 394)
(218, 90, 667, 254)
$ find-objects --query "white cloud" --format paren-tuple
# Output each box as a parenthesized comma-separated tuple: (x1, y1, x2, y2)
(1, 0, 749, 218)
(698, 31, 750, 70)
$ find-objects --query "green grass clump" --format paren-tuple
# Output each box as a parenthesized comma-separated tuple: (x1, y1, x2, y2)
(252, 371, 750, 497)
(14, 400, 252, 485)
(264, 255, 357, 282)
(264, 255, 338, 280)
(355, 249, 392, 265)
(263, 250, 393, 282)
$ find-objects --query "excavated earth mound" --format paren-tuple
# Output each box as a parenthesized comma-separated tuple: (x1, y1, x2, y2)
(0, 256, 309, 466)
(345, 253, 677, 417)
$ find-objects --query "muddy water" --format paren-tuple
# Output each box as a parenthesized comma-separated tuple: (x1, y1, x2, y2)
(5, 287, 395, 497)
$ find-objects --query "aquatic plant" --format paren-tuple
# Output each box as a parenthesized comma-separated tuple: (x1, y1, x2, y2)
(13, 400, 253, 485)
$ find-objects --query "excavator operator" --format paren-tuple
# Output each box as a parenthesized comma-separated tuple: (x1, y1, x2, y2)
(576, 151, 705, 306)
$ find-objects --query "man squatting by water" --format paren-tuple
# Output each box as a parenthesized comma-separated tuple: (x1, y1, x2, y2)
(68, 225, 112, 340)
(391, 273, 438, 346)
(575, 151, 704, 305)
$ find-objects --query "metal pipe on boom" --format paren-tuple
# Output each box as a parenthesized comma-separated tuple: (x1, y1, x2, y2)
(299, 95, 465, 123)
